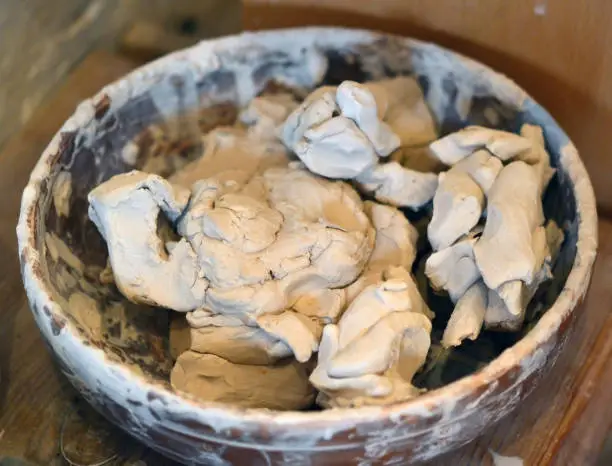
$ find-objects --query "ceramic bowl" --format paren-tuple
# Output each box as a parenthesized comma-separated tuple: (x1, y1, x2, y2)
(17, 27, 597, 465)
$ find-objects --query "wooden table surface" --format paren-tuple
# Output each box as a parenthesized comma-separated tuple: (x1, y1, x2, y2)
(1, 50, 611, 466)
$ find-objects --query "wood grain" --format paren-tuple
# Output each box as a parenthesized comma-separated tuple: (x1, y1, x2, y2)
(244, 0, 612, 214)
(540, 313, 612, 465)
(1, 49, 611, 465)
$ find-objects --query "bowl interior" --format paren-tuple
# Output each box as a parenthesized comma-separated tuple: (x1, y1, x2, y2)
(34, 33, 578, 401)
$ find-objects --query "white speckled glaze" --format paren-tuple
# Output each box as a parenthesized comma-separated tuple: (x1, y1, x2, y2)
(16, 28, 597, 465)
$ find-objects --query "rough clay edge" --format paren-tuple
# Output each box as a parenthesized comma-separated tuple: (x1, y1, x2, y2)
(16, 26, 598, 437)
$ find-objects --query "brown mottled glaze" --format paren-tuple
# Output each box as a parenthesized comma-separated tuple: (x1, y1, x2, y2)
(16, 28, 597, 465)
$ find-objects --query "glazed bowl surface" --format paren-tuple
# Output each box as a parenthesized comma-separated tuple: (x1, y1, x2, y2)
(17, 27, 597, 465)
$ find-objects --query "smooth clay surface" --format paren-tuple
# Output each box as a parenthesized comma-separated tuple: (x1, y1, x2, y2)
(17, 28, 597, 465)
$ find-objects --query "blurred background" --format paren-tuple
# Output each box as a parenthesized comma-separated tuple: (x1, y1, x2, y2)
(0, 0, 241, 149)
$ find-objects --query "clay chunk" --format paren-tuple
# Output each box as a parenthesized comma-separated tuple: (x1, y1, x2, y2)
(430, 125, 532, 165)
(442, 281, 488, 348)
(88, 171, 208, 312)
(281, 78, 440, 210)
(474, 161, 544, 289)
(311, 272, 432, 408)
(170, 313, 292, 365)
(171, 352, 315, 410)
(425, 123, 561, 342)
(357, 162, 439, 210)
(428, 170, 484, 251)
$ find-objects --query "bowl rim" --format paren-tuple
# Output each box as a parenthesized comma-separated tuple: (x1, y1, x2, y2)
(17, 26, 598, 435)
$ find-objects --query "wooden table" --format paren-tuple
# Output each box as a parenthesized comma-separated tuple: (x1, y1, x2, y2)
(1, 50, 611, 466)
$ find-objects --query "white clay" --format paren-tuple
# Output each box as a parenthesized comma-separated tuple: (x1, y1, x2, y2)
(365, 77, 438, 147)
(494, 225, 547, 316)
(281, 88, 380, 179)
(308, 188, 430, 409)
(357, 162, 438, 210)
(281, 78, 439, 190)
(171, 164, 375, 364)
(292, 287, 347, 324)
(365, 201, 418, 270)
(169, 127, 289, 188)
(384, 266, 434, 319)
(486, 275, 544, 330)
(483, 288, 523, 331)
(484, 220, 564, 330)
(339, 280, 419, 349)
(92, 79, 562, 410)
(311, 309, 431, 408)
(425, 235, 481, 303)
(171, 352, 314, 410)
(282, 81, 399, 177)
(175, 164, 373, 322)
(186, 308, 245, 328)
(91, 162, 374, 378)
(429, 125, 533, 165)
(450, 149, 503, 194)
(297, 116, 379, 179)
(178, 180, 281, 288)
(335, 81, 401, 155)
(519, 123, 556, 193)
(428, 169, 485, 251)
(346, 201, 420, 305)
(88, 171, 209, 312)
(426, 123, 558, 337)
(474, 161, 544, 289)
(442, 280, 488, 348)
(239, 93, 299, 141)
(280, 78, 440, 209)
(280, 87, 336, 148)
(427, 150, 502, 252)
(170, 314, 292, 365)
(496, 280, 525, 317)
(312, 326, 395, 404)
(311, 248, 432, 408)
(328, 312, 426, 378)
(256, 311, 322, 363)
(429, 124, 553, 192)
